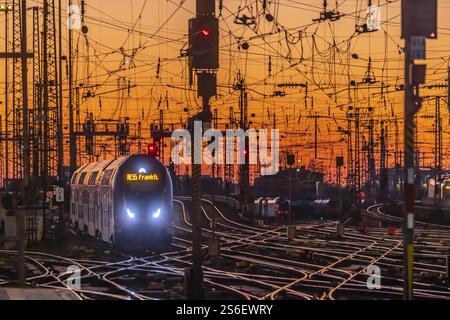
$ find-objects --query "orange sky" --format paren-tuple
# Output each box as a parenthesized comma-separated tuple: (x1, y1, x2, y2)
(0, 0, 449, 183)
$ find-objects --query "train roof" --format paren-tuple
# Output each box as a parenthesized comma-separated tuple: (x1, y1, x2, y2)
(74, 156, 128, 176)
(72, 155, 171, 187)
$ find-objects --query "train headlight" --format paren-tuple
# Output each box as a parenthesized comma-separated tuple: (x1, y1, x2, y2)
(127, 208, 136, 219)
(152, 208, 161, 219)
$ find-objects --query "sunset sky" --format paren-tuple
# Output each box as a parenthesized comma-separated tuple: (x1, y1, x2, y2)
(0, 0, 449, 183)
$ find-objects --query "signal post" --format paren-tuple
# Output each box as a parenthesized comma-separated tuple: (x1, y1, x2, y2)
(185, 0, 219, 299)
(401, 0, 437, 300)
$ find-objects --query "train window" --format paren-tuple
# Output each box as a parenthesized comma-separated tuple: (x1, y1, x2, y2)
(93, 192, 98, 225)
(71, 173, 79, 185)
(445, 183, 450, 200)
(78, 204, 84, 219)
(82, 191, 89, 204)
(101, 170, 113, 185)
(78, 172, 87, 185)
(88, 171, 99, 185)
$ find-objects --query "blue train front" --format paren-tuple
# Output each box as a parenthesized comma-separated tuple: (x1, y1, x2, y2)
(70, 154, 173, 250)
(113, 155, 173, 248)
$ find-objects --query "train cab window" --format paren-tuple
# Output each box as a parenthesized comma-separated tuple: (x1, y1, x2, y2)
(101, 170, 113, 185)
(88, 171, 99, 185)
(78, 172, 87, 185)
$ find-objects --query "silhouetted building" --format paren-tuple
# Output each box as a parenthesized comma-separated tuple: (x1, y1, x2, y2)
(253, 168, 324, 200)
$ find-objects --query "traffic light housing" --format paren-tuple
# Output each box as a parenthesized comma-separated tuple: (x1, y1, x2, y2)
(189, 16, 219, 70)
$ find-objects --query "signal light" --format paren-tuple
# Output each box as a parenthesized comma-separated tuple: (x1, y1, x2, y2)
(244, 146, 250, 163)
(201, 28, 210, 37)
(147, 143, 159, 157)
(188, 16, 219, 69)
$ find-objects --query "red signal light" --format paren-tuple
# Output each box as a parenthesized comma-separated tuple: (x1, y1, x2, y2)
(244, 147, 249, 162)
(388, 227, 397, 236)
(201, 28, 210, 37)
(147, 143, 159, 157)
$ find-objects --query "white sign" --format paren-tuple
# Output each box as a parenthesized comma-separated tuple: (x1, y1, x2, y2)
(66, 265, 81, 290)
(367, 5, 381, 32)
(55, 187, 64, 203)
(67, 5, 82, 30)
(366, 265, 381, 290)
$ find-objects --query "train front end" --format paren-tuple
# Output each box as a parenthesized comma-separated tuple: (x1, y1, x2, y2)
(113, 155, 173, 250)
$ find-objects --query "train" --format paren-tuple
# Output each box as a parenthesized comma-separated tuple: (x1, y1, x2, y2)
(423, 177, 450, 208)
(70, 154, 173, 250)
(253, 197, 289, 222)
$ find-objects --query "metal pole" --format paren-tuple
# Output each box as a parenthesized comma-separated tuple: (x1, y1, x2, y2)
(57, 0, 64, 184)
(189, 103, 205, 299)
(4, 9, 9, 189)
(403, 37, 415, 300)
(356, 109, 361, 205)
(42, 0, 49, 192)
(337, 157, 344, 236)
(191, 135, 202, 284)
(69, 0, 76, 173)
(434, 96, 442, 219)
(314, 113, 318, 160)
(338, 164, 341, 216)
(288, 167, 292, 225)
(238, 78, 249, 217)
(186, 0, 217, 298)
(20, 0, 31, 205)
(32, 6, 40, 188)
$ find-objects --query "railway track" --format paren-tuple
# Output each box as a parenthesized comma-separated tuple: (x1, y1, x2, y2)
(1, 199, 449, 300)
(170, 198, 450, 300)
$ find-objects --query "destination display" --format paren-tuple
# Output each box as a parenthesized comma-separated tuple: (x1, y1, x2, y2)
(126, 173, 160, 182)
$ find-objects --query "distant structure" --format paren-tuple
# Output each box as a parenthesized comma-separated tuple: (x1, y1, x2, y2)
(253, 168, 324, 199)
